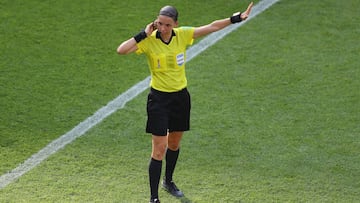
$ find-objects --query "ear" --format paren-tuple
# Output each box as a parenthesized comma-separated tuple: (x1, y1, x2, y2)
(174, 21, 179, 27)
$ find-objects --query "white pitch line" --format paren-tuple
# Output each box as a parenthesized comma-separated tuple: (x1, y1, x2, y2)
(0, 0, 280, 190)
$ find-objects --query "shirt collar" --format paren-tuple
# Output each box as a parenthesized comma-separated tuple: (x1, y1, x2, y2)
(156, 30, 176, 45)
(156, 30, 176, 39)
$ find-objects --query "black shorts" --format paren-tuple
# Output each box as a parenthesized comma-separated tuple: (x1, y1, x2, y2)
(146, 88, 191, 136)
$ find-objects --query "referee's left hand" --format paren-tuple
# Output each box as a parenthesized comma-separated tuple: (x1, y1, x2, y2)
(240, 2, 254, 20)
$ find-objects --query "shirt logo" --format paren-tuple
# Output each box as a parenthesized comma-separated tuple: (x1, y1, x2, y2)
(176, 53, 185, 66)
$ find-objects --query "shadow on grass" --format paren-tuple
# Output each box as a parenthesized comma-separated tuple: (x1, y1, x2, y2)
(180, 196, 193, 203)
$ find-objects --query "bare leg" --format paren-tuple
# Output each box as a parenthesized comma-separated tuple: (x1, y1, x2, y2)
(167, 131, 183, 151)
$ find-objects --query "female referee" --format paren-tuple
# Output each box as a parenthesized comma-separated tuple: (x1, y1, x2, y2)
(117, 2, 253, 203)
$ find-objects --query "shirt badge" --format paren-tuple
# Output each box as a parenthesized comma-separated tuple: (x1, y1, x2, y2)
(176, 53, 185, 66)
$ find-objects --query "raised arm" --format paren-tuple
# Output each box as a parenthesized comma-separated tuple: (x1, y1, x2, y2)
(193, 2, 253, 39)
(117, 22, 156, 55)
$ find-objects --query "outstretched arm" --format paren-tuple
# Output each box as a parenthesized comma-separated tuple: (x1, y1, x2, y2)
(193, 2, 253, 39)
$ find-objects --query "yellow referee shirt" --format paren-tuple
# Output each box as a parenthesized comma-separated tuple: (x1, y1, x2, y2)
(136, 27, 195, 92)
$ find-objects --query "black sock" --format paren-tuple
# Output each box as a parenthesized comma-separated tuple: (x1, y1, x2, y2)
(165, 148, 180, 183)
(149, 158, 162, 199)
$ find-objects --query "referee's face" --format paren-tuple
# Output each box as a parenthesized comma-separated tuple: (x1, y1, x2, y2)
(156, 15, 178, 36)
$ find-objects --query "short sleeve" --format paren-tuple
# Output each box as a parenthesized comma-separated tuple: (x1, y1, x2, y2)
(179, 26, 195, 46)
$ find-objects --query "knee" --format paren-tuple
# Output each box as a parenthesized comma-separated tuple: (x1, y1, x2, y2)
(152, 143, 167, 160)
(167, 132, 183, 150)
(167, 142, 180, 151)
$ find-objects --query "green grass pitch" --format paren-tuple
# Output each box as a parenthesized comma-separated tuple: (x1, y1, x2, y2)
(0, 0, 359, 202)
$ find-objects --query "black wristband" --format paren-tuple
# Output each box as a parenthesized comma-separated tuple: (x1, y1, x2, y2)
(134, 30, 147, 43)
(230, 13, 242, 24)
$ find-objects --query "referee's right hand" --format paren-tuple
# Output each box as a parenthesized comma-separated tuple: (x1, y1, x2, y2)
(145, 21, 157, 36)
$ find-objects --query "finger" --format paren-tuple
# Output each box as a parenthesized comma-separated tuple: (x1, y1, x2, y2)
(245, 2, 254, 15)
(152, 21, 157, 29)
